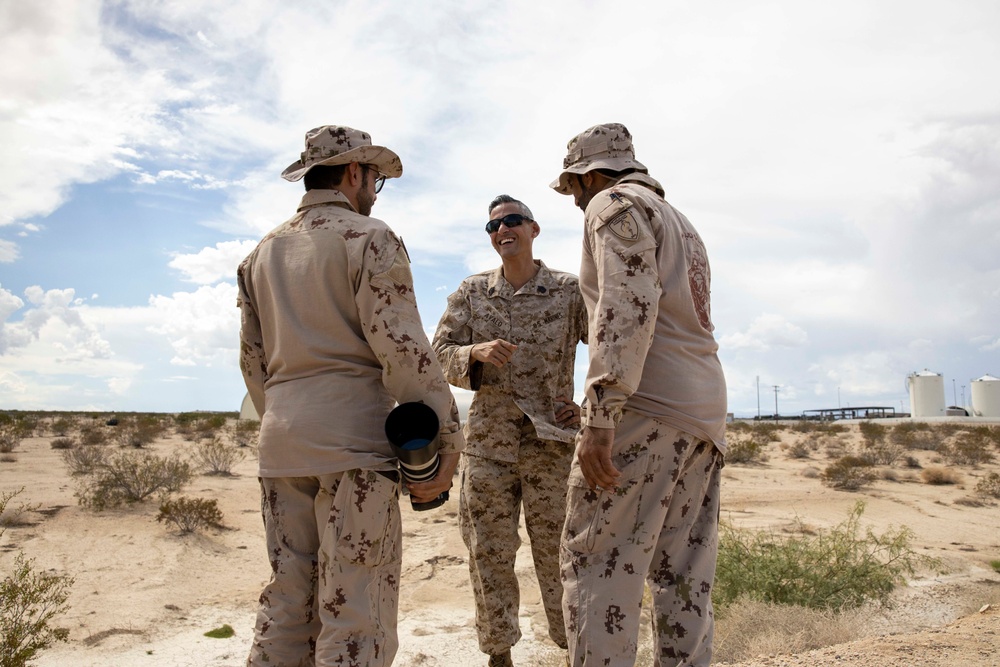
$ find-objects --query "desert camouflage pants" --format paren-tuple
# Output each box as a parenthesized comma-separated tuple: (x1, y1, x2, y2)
(561, 412, 723, 667)
(247, 469, 402, 667)
(459, 420, 573, 655)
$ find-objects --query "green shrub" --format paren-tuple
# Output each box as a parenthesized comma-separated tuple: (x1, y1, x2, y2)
(191, 437, 246, 476)
(204, 624, 235, 638)
(890, 422, 941, 451)
(75, 451, 193, 510)
(858, 421, 886, 447)
(821, 456, 877, 490)
(157, 497, 224, 533)
(50, 417, 74, 437)
(0, 489, 73, 667)
(945, 431, 995, 466)
(714, 501, 926, 612)
(726, 433, 769, 464)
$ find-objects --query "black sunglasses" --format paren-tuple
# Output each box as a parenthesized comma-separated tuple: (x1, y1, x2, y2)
(485, 213, 532, 234)
(364, 165, 386, 194)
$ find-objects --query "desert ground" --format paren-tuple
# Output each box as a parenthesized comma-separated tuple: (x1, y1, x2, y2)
(2, 416, 999, 667)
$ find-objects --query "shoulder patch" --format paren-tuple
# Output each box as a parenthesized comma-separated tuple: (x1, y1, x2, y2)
(607, 210, 640, 242)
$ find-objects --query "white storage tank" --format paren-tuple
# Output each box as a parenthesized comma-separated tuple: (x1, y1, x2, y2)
(908, 369, 945, 417)
(971, 374, 1000, 418)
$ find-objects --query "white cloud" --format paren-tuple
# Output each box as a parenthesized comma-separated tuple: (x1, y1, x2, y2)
(169, 240, 258, 285)
(146, 283, 240, 367)
(721, 314, 808, 352)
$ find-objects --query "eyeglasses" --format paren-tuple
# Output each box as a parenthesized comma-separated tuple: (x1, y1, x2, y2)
(364, 165, 386, 194)
(485, 213, 532, 234)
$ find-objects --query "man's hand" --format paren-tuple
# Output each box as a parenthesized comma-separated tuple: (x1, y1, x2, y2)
(406, 451, 459, 504)
(554, 394, 581, 428)
(471, 339, 517, 368)
(577, 425, 620, 490)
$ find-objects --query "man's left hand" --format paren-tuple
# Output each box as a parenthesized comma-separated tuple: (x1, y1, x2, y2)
(555, 394, 581, 428)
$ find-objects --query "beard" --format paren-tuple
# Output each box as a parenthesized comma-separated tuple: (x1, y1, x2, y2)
(357, 169, 374, 216)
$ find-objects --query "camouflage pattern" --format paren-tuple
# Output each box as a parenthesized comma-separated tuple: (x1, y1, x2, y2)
(549, 123, 650, 195)
(433, 260, 587, 655)
(281, 125, 403, 182)
(458, 420, 573, 654)
(248, 469, 402, 667)
(432, 260, 588, 460)
(238, 174, 465, 665)
(561, 413, 722, 667)
(238, 189, 464, 478)
(577, 183, 727, 452)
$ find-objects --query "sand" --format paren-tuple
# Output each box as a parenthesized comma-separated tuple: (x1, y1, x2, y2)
(1, 418, 999, 667)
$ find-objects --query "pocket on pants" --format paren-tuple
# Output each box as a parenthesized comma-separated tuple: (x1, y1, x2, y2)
(563, 448, 648, 555)
(335, 469, 401, 568)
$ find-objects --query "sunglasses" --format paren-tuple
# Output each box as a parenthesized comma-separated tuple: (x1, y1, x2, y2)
(485, 213, 532, 234)
(364, 165, 386, 194)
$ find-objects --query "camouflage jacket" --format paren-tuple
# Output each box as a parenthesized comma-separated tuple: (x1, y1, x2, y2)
(237, 189, 465, 477)
(432, 261, 588, 462)
(580, 182, 728, 451)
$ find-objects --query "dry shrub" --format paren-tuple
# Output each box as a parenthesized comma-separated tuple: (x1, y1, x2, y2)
(78, 425, 108, 447)
(784, 439, 813, 459)
(821, 456, 877, 490)
(49, 438, 76, 450)
(800, 466, 821, 479)
(0, 426, 21, 454)
(714, 599, 870, 664)
(890, 421, 942, 451)
(61, 444, 109, 476)
(792, 420, 847, 434)
(974, 472, 1000, 498)
(944, 430, 995, 466)
(50, 417, 75, 437)
(157, 497, 224, 533)
(74, 451, 193, 510)
(191, 437, 246, 476)
(921, 466, 962, 485)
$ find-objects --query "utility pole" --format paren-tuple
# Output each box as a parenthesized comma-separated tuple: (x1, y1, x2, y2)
(953, 379, 957, 405)
(756, 376, 760, 420)
(773, 385, 780, 420)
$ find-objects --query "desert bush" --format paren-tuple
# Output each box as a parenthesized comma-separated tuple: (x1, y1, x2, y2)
(784, 440, 812, 459)
(944, 431, 995, 466)
(78, 425, 108, 447)
(228, 420, 259, 449)
(0, 489, 73, 667)
(61, 444, 110, 476)
(714, 599, 868, 664)
(726, 432, 769, 464)
(49, 438, 76, 450)
(921, 466, 962, 485)
(714, 501, 925, 612)
(890, 421, 940, 451)
(821, 456, 878, 491)
(111, 422, 160, 449)
(75, 451, 193, 510)
(191, 437, 246, 476)
(156, 497, 224, 533)
(50, 417, 74, 437)
(858, 421, 887, 447)
(792, 420, 847, 434)
(974, 472, 1000, 498)
(0, 425, 22, 453)
(859, 438, 904, 466)
(902, 455, 921, 469)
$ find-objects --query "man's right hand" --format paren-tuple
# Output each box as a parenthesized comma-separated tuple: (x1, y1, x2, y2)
(470, 339, 517, 368)
(577, 425, 621, 491)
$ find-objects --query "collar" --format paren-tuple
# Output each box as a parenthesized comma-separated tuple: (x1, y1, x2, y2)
(486, 260, 559, 298)
(297, 189, 357, 213)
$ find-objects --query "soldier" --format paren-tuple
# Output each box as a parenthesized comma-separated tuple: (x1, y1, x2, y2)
(238, 125, 465, 667)
(550, 124, 728, 667)
(432, 195, 588, 667)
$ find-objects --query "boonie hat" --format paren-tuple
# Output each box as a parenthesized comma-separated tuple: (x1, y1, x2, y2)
(550, 123, 648, 194)
(281, 125, 403, 182)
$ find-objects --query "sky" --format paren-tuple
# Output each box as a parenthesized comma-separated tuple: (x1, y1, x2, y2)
(1, 0, 998, 417)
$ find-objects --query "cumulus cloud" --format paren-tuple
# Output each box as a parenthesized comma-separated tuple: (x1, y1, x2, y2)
(169, 240, 258, 285)
(721, 314, 809, 352)
(146, 283, 240, 367)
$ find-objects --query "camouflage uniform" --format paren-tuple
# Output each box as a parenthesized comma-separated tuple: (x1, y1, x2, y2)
(551, 124, 727, 667)
(238, 126, 464, 667)
(432, 261, 588, 655)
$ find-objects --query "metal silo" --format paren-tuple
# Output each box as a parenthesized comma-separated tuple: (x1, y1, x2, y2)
(907, 369, 945, 417)
(970, 374, 1000, 418)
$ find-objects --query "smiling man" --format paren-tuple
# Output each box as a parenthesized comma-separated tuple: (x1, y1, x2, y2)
(432, 195, 588, 667)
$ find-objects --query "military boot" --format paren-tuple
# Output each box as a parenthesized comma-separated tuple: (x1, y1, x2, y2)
(487, 650, 513, 667)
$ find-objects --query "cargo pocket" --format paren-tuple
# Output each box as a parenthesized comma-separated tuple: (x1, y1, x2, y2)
(335, 469, 401, 568)
(562, 447, 649, 555)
